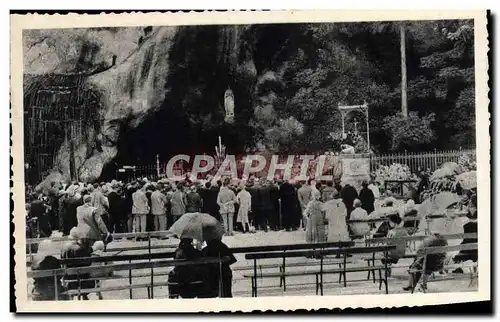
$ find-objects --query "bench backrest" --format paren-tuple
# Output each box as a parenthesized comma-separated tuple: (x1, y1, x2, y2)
(231, 241, 354, 254)
(366, 233, 477, 245)
(417, 243, 478, 256)
(28, 256, 230, 279)
(27, 230, 174, 244)
(245, 245, 396, 260)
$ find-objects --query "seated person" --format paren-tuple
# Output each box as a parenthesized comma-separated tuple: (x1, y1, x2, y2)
(202, 239, 237, 298)
(403, 233, 448, 292)
(381, 215, 408, 267)
(90, 240, 112, 300)
(31, 240, 69, 301)
(349, 199, 371, 239)
(373, 210, 399, 239)
(61, 227, 94, 300)
(452, 195, 478, 272)
(168, 238, 206, 299)
(402, 200, 421, 235)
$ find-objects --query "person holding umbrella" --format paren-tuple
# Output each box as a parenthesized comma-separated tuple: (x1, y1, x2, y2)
(203, 238, 237, 298)
(168, 212, 227, 297)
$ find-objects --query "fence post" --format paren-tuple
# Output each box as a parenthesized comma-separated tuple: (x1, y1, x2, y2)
(433, 149, 438, 170)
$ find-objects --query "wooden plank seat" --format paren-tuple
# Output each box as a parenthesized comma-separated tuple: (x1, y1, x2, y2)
(244, 245, 396, 297)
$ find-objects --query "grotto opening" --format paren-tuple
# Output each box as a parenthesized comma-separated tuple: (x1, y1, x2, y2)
(24, 24, 317, 188)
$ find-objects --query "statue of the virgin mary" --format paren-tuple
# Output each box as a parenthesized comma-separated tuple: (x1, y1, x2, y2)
(224, 88, 235, 124)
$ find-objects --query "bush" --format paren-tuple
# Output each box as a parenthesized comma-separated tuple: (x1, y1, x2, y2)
(382, 112, 435, 151)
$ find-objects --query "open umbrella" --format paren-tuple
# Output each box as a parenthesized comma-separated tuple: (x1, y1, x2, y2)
(169, 212, 224, 242)
(456, 171, 477, 190)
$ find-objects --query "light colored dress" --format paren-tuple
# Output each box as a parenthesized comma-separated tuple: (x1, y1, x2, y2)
(349, 207, 371, 237)
(304, 199, 326, 243)
(236, 189, 252, 225)
(322, 199, 350, 242)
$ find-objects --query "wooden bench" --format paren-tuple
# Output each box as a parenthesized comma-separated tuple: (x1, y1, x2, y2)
(363, 233, 477, 280)
(28, 256, 230, 300)
(410, 243, 478, 293)
(244, 245, 396, 297)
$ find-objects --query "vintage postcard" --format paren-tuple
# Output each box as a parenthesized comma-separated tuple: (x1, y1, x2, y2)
(11, 10, 490, 312)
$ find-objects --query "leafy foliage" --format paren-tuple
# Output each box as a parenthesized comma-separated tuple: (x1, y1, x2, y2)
(382, 111, 436, 151)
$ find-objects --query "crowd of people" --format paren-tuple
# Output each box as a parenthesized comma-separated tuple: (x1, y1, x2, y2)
(27, 169, 478, 298)
(25, 173, 393, 240)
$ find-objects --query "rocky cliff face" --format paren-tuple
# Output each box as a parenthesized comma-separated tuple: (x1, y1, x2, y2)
(25, 25, 307, 189)
(25, 27, 178, 189)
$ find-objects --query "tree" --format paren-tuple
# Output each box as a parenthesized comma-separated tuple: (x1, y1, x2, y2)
(383, 112, 435, 151)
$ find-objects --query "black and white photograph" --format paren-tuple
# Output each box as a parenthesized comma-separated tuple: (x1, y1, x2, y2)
(11, 10, 490, 312)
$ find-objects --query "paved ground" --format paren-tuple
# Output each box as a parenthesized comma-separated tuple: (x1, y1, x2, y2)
(27, 228, 476, 300)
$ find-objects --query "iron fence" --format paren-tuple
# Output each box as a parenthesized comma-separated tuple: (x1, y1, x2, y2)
(370, 148, 476, 174)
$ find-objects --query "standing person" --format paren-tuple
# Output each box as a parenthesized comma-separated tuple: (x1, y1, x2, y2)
(57, 189, 67, 234)
(106, 184, 123, 233)
(304, 191, 326, 244)
(334, 180, 343, 198)
(151, 183, 168, 233)
(145, 184, 155, 232)
(76, 195, 111, 245)
(132, 184, 150, 237)
(269, 180, 280, 230)
(297, 179, 313, 230)
(236, 183, 252, 233)
(340, 183, 358, 219)
(348, 199, 371, 239)
(246, 179, 260, 231)
(123, 184, 136, 234)
(323, 197, 350, 243)
(30, 193, 51, 237)
(170, 183, 187, 225)
(257, 179, 274, 232)
(217, 177, 236, 236)
(203, 239, 237, 298)
(279, 180, 300, 231)
(321, 181, 337, 202)
(358, 180, 375, 215)
(368, 180, 381, 200)
(201, 181, 220, 220)
(186, 185, 202, 213)
(91, 183, 110, 230)
(63, 188, 83, 236)
(47, 182, 61, 231)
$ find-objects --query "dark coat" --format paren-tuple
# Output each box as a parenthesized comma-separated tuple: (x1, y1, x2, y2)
(203, 241, 237, 298)
(279, 183, 300, 227)
(358, 187, 375, 214)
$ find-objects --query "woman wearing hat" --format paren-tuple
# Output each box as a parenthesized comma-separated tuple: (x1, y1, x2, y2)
(76, 194, 111, 246)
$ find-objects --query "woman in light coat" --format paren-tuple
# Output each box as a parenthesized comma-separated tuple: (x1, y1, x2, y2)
(323, 197, 350, 242)
(304, 191, 326, 243)
(236, 184, 252, 233)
